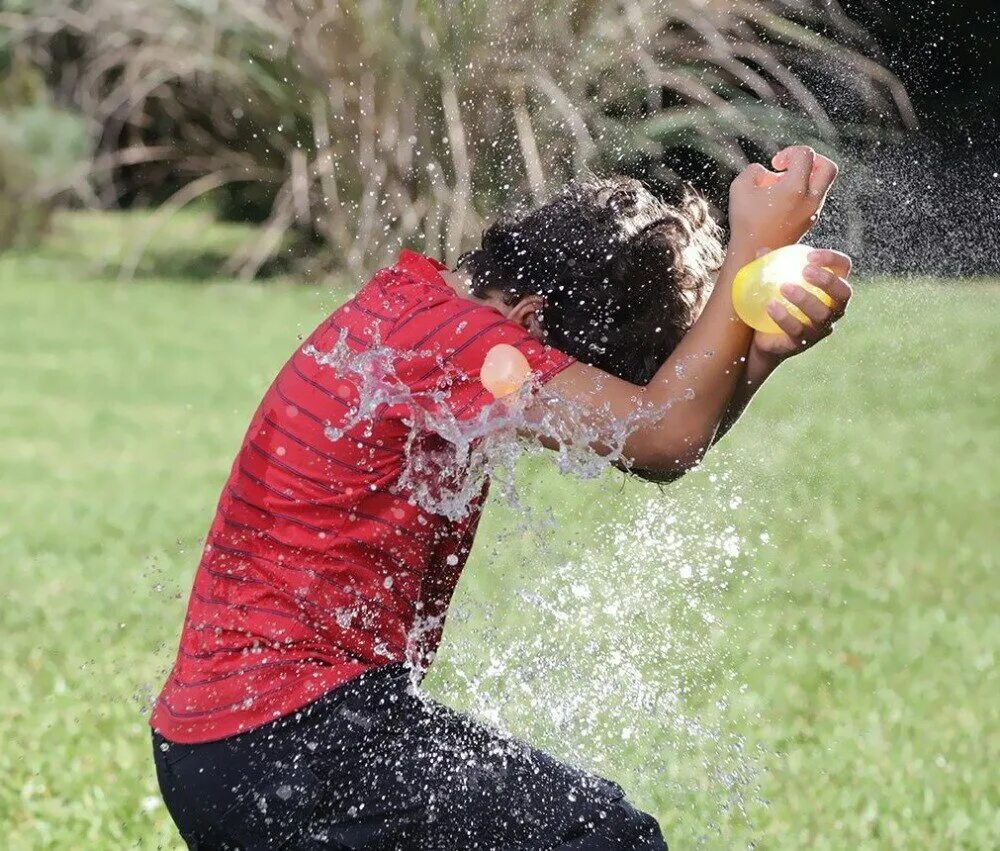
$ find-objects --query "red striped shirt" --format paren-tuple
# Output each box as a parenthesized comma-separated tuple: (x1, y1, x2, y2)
(152, 250, 574, 742)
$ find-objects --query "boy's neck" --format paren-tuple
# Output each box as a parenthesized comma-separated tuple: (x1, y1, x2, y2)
(441, 268, 510, 317)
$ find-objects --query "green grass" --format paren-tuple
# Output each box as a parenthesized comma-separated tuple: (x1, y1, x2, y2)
(1, 213, 997, 848)
(20, 207, 285, 282)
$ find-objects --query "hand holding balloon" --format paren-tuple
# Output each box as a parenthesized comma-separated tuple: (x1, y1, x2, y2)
(732, 244, 834, 333)
(735, 246, 854, 360)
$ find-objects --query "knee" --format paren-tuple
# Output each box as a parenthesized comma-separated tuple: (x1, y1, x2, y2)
(608, 799, 667, 851)
(552, 793, 666, 850)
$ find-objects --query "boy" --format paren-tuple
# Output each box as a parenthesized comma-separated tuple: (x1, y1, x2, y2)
(152, 146, 853, 849)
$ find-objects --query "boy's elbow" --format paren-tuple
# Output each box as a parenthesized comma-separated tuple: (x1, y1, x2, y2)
(627, 441, 707, 481)
(626, 464, 687, 485)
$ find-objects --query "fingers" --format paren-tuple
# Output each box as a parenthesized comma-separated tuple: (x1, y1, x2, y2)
(766, 300, 808, 343)
(771, 148, 791, 170)
(772, 145, 815, 191)
(806, 248, 852, 278)
(780, 284, 835, 326)
(803, 263, 853, 308)
(809, 154, 839, 198)
(737, 162, 781, 188)
(755, 168, 783, 188)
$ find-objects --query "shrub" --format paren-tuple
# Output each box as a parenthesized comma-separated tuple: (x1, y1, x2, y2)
(0, 138, 50, 249)
(0, 46, 89, 247)
(8, 0, 914, 277)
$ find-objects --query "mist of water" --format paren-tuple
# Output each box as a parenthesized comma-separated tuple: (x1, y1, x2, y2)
(305, 331, 766, 836)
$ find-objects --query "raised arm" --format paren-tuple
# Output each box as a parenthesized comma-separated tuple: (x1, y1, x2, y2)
(527, 146, 842, 478)
(711, 247, 853, 447)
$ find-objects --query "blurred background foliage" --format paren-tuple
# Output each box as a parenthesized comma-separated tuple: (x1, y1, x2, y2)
(0, 48, 88, 249)
(0, 6, 996, 846)
(1, 0, 913, 277)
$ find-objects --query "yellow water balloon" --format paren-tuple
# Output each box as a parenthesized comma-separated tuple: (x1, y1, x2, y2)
(732, 244, 834, 334)
(480, 343, 531, 398)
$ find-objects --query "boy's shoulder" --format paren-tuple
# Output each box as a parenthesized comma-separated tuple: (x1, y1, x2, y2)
(301, 250, 573, 422)
(349, 252, 505, 349)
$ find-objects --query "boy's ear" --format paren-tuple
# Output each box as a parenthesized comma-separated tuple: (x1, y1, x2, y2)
(507, 294, 546, 341)
(507, 295, 545, 341)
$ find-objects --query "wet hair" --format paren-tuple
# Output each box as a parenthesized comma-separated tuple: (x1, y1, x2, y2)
(459, 176, 725, 384)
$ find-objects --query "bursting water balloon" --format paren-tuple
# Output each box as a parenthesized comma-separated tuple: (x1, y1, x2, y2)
(480, 343, 531, 398)
(732, 244, 834, 333)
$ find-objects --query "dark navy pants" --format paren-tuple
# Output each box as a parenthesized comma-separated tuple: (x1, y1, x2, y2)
(153, 664, 666, 850)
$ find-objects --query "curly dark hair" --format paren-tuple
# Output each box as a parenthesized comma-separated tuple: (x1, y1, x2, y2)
(459, 176, 725, 384)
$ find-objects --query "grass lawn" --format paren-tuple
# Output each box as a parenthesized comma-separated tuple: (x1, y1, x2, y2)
(1, 212, 997, 848)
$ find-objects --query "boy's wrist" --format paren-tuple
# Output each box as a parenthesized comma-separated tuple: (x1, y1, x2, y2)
(728, 229, 806, 262)
(723, 237, 762, 269)
(746, 342, 783, 381)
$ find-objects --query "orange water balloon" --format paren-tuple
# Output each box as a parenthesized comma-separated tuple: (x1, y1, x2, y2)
(480, 343, 531, 398)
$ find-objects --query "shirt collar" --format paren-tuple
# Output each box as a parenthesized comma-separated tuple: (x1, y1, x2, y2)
(396, 249, 450, 285)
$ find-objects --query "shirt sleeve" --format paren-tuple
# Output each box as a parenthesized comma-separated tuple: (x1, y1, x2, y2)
(448, 312, 575, 420)
(394, 294, 575, 422)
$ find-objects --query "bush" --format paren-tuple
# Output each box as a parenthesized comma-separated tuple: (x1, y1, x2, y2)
(0, 139, 50, 249)
(9, 1, 914, 277)
(0, 100, 89, 190)
(0, 51, 89, 248)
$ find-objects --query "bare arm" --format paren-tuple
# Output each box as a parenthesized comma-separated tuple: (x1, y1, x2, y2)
(525, 146, 847, 478)
(535, 241, 758, 474)
(711, 347, 781, 448)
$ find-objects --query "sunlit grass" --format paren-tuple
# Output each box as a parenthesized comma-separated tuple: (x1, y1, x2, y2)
(0, 219, 996, 848)
(21, 207, 273, 282)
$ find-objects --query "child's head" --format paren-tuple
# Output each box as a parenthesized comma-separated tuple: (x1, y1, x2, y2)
(459, 176, 724, 384)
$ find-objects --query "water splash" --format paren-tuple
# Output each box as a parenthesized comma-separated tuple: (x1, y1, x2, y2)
(305, 333, 765, 837)
(431, 473, 764, 841)
(305, 329, 699, 519)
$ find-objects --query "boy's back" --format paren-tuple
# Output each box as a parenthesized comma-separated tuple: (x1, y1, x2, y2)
(152, 250, 573, 744)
